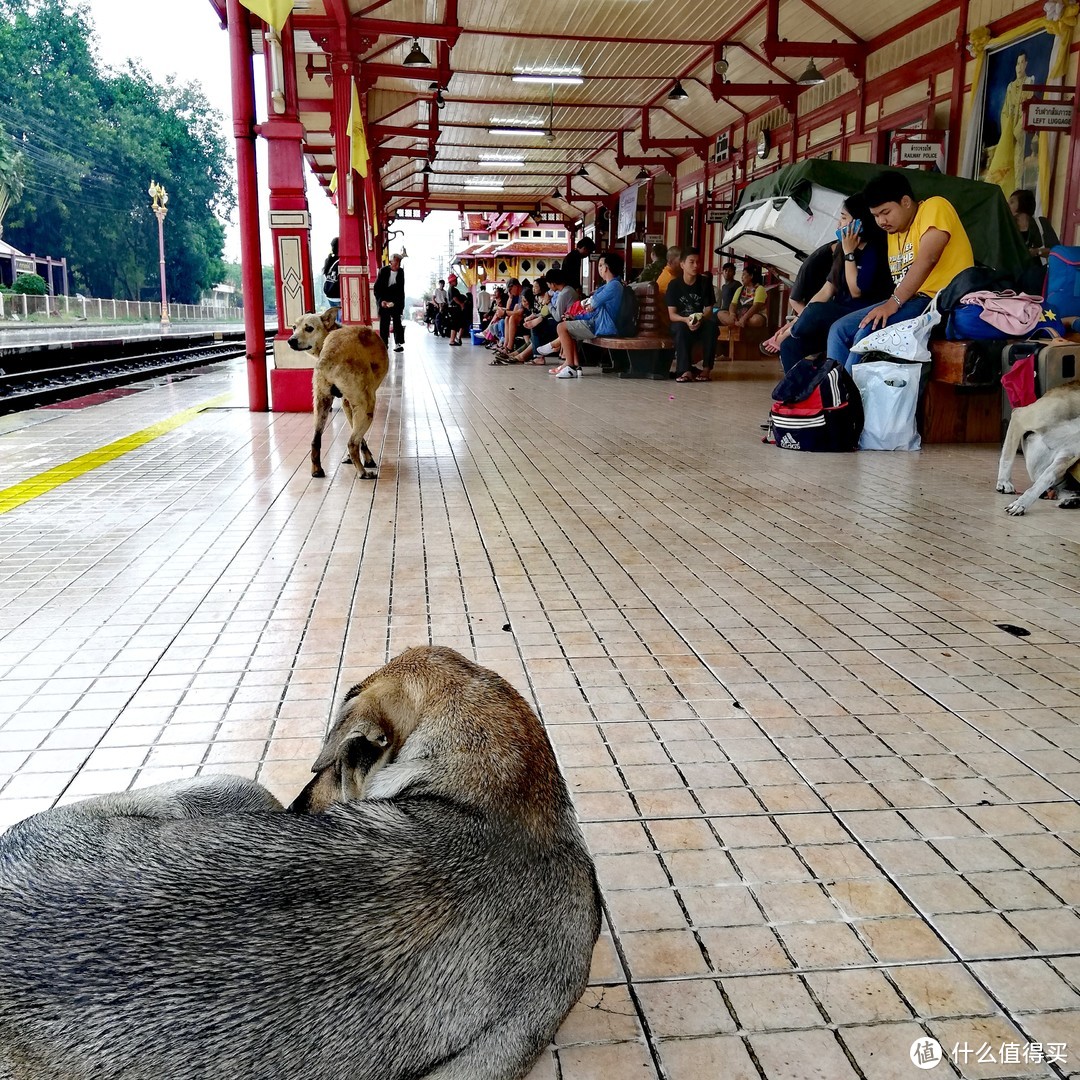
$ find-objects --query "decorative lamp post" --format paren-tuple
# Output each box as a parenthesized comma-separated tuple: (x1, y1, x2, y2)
(148, 180, 170, 324)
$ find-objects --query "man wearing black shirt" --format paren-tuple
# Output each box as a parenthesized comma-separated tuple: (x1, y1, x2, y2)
(666, 248, 716, 383)
(560, 236, 595, 293)
(373, 252, 406, 351)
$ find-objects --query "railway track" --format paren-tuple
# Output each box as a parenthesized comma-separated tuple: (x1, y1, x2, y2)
(0, 333, 273, 414)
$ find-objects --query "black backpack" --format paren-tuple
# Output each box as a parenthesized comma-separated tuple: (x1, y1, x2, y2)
(323, 259, 340, 299)
(615, 283, 638, 337)
(767, 358, 864, 452)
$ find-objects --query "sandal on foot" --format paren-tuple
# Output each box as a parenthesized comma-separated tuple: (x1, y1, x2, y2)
(694, 371, 711, 382)
(489, 357, 508, 366)
(675, 371, 695, 383)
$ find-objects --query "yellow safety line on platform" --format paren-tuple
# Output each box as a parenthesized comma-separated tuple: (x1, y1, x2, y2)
(0, 392, 233, 515)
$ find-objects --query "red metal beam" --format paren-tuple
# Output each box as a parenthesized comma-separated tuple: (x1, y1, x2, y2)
(760, 0, 865, 77)
(350, 17, 462, 48)
(639, 107, 709, 159)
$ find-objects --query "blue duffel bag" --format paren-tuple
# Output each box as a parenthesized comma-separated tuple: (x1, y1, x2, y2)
(946, 303, 1009, 341)
(1045, 246, 1080, 318)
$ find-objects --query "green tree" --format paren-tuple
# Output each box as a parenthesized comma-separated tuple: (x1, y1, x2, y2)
(0, 0, 233, 302)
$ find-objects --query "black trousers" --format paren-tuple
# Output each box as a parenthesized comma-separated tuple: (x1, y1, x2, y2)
(671, 321, 717, 375)
(379, 305, 404, 345)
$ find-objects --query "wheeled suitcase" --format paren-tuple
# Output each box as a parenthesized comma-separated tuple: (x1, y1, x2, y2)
(1036, 341, 1079, 393)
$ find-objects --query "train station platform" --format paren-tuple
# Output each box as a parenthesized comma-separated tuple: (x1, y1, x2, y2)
(1, 327, 1079, 1079)
(0, 319, 246, 354)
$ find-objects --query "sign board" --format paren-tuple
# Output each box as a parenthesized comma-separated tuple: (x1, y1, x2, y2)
(644, 233, 664, 244)
(616, 183, 639, 239)
(713, 132, 729, 163)
(1025, 101, 1073, 131)
(14, 257, 35, 276)
(704, 208, 726, 224)
(898, 142, 941, 163)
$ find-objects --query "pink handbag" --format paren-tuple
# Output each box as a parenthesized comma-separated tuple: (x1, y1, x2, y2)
(1000, 354, 1037, 409)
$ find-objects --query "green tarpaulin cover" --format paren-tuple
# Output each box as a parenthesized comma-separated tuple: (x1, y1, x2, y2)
(734, 161, 1030, 280)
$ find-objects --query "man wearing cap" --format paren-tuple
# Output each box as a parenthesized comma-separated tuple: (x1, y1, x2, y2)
(373, 252, 406, 352)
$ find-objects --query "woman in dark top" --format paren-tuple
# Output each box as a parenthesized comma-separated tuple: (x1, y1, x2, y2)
(779, 194, 892, 373)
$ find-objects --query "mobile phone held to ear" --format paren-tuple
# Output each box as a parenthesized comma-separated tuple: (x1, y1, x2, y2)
(835, 220, 864, 242)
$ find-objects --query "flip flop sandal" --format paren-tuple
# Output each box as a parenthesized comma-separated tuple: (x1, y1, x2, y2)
(489, 357, 508, 366)
(694, 372, 711, 381)
(675, 372, 695, 383)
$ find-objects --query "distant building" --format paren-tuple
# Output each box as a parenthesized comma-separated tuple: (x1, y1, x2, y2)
(455, 213, 570, 288)
(203, 283, 238, 309)
(0, 237, 68, 294)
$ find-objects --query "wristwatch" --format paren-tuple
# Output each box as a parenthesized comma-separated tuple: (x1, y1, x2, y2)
(843, 252, 857, 263)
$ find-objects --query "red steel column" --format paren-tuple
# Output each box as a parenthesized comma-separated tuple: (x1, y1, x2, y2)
(261, 17, 316, 358)
(226, 0, 268, 411)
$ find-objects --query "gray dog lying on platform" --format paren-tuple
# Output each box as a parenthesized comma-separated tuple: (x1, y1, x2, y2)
(0, 646, 601, 1080)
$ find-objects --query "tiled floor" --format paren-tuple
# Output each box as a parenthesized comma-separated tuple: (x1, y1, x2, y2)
(1, 328, 1079, 1079)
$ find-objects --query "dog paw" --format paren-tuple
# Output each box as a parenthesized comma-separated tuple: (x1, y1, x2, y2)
(360, 470, 377, 480)
(1005, 500, 1026, 516)
(1059, 496, 1080, 510)
(312, 468, 326, 479)
(996, 481, 1015, 494)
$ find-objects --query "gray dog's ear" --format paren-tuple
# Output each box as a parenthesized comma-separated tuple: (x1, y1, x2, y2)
(290, 698, 395, 814)
(319, 309, 339, 332)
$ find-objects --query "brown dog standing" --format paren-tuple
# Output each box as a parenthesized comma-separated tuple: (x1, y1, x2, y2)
(288, 309, 389, 479)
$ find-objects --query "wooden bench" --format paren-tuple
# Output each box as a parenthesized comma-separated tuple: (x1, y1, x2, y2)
(582, 282, 674, 380)
(716, 323, 771, 361)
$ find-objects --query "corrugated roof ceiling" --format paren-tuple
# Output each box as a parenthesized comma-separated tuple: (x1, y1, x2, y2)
(275, 0, 953, 216)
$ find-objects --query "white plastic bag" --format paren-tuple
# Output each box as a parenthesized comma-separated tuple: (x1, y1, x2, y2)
(852, 361, 922, 451)
(850, 297, 940, 363)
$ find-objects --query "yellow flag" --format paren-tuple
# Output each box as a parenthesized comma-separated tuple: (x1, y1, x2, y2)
(349, 80, 370, 179)
(238, 0, 294, 31)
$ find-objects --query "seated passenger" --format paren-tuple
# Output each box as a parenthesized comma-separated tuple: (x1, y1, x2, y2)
(828, 171, 974, 372)
(1011, 188, 1060, 294)
(638, 243, 668, 283)
(655, 247, 682, 296)
(779, 195, 892, 374)
(760, 243, 836, 355)
(717, 262, 739, 312)
(532, 270, 579, 365)
(719, 266, 768, 329)
(495, 278, 549, 363)
(550, 251, 625, 379)
(666, 248, 716, 383)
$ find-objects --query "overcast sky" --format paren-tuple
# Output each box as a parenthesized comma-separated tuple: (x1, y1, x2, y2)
(84, 0, 452, 290)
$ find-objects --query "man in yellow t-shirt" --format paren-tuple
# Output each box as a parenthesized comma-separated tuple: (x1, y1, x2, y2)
(654, 247, 682, 297)
(827, 171, 974, 372)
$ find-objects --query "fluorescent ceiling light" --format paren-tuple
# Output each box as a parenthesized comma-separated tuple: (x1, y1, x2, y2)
(488, 127, 547, 136)
(465, 184, 505, 190)
(512, 70, 583, 85)
(479, 155, 526, 166)
(489, 116, 545, 126)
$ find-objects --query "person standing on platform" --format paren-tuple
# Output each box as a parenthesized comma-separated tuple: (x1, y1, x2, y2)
(560, 236, 595, 293)
(374, 252, 406, 352)
(322, 238, 341, 318)
(476, 282, 494, 328)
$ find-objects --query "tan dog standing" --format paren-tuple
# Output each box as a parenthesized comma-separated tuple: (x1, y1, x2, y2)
(288, 309, 389, 479)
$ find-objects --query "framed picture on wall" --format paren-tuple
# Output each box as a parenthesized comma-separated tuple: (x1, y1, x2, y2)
(977, 30, 1054, 198)
(961, 10, 1077, 216)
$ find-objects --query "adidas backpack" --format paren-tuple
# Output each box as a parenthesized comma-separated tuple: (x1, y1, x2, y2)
(767, 358, 864, 452)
